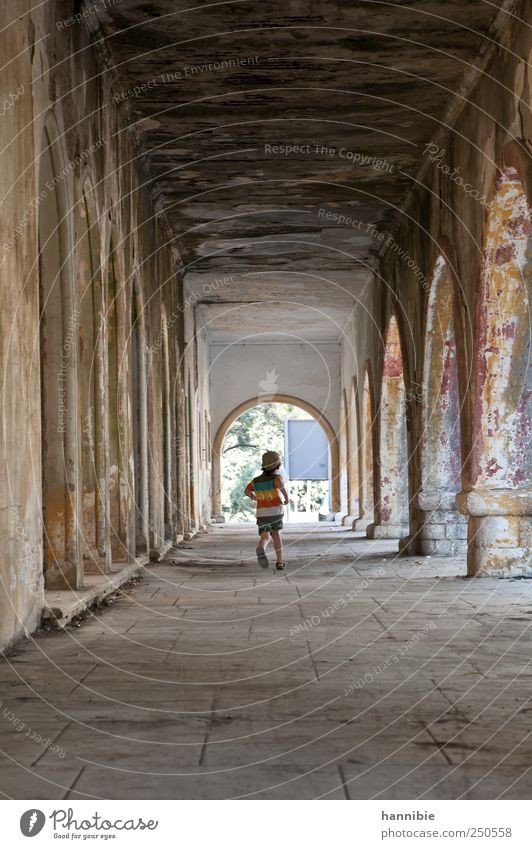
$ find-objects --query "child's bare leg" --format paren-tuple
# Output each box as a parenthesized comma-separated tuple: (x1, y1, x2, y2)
(271, 530, 283, 563)
(256, 531, 270, 568)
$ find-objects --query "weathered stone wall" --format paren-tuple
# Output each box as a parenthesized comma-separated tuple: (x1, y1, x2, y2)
(0, 1, 196, 649)
(0, 0, 43, 649)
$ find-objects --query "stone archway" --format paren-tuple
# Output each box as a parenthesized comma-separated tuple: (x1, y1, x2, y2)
(369, 316, 410, 539)
(458, 160, 532, 576)
(211, 395, 340, 518)
(353, 368, 375, 532)
(418, 253, 467, 556)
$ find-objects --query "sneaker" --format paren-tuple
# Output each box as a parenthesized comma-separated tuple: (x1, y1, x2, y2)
(256, 546, 269, 568)
(275, 562, 285, 571)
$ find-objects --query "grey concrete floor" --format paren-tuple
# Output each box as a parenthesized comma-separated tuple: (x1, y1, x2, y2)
(1, 523, 531, 800)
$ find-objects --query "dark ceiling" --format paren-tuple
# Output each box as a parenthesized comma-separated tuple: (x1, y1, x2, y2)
(95, 0, 504, 341)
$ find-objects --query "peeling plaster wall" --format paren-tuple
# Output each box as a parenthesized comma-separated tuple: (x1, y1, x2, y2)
(384, 0, 531, 487)
(0, 1, 43, 649)
(374, 0, 532, 570)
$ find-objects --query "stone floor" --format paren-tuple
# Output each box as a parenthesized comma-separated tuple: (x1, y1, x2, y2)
(1, 523, 531, 800)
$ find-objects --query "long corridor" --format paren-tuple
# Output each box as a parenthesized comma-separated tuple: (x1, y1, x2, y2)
(1, 525, 531, 801)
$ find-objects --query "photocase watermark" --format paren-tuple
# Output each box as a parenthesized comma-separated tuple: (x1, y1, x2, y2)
(148, 275, 236, 354)
(343, 621, 437, 694)
(423, 143, 494, 211)
(317, 207, 428, 288)
(57, 309, 80, 433)
(20, 809, 46, 837)
(289, 568, 386, 636)
(0, 699, 67, 759)
(50, 808, 158, 834)
(114, 56, 260, 102)
(21, 807, 159, 837)
(56, 0, 122, 30)
(257, 368, 279, 398)
(0, 83, 24, 118)
(2, 139, 106, 256)
(264, 143, 394, 172)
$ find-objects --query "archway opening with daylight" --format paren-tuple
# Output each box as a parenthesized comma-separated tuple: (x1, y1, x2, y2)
(220, 403, 331, 523)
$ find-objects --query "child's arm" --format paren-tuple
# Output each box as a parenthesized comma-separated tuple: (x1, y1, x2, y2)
(275, 475, 289, 505)
(244, 482, 256, 501)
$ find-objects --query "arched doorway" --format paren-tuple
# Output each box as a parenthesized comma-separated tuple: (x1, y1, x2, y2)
(212, 395, 340, 518)
(217, 401, 330, 523)
(418, 254, 467, 556)
(38, 123, 80, 588)
(353, 369, 375, 532)
(369, 316, 410, 539)
(458, 162, 532, 575)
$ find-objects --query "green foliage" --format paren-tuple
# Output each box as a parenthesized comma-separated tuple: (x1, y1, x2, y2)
(290, 480, 329, 513)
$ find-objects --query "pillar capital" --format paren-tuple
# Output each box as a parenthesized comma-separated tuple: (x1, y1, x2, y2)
(416, 489, 459, 511)
(456, 488, 532, 517)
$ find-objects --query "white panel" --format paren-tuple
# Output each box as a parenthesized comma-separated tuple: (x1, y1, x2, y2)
(285, 419, 329, 480)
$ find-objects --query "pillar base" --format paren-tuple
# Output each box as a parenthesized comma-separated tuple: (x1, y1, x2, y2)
(44, 559, 81, 590)
(83, 549, 111, 575)
(367, 522, 409, 540)
(457, 488, 532, 577)
(135, 535, 148, 556)
(211, 513, 226, 524)
(341, 514, 358, 527)
(466, 515, 532, 576)
(352, 516, 373, 532)
(333, 512, 348, 523)
(398, 534, 417, 556)
(416, 491, 468, 557)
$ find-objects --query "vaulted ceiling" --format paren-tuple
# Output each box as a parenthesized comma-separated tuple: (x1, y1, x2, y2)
(96, 0, 505, 342)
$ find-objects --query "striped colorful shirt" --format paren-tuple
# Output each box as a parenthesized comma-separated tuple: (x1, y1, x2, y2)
(246, 472, 285, 519)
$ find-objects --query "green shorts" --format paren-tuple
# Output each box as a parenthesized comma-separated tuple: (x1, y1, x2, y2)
(257, 518, 284, 533)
